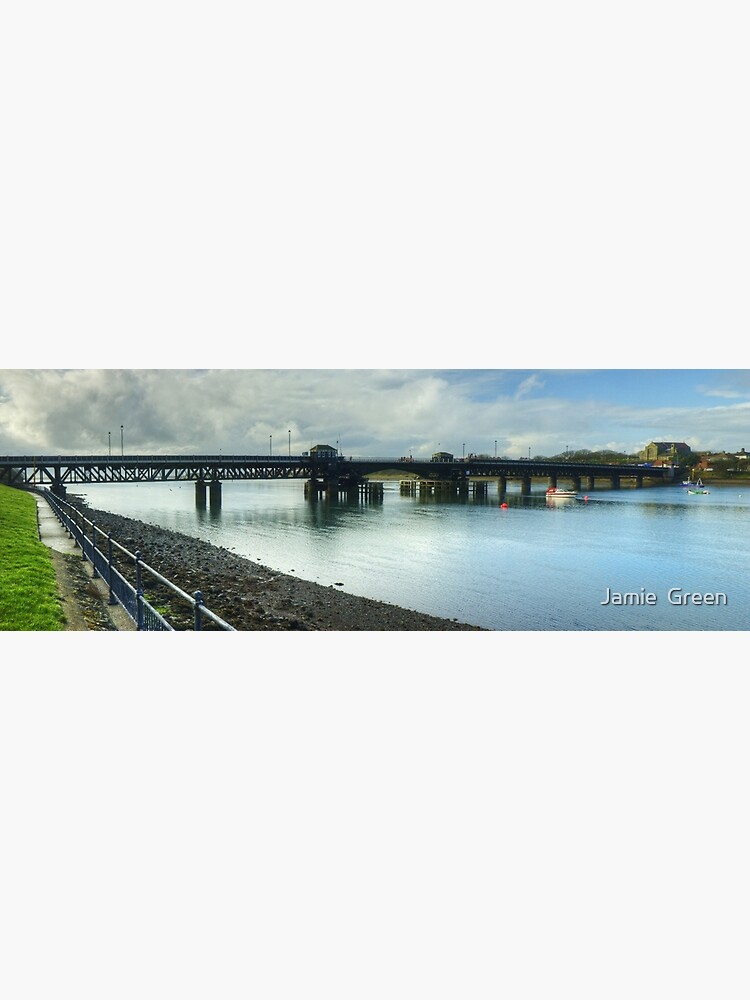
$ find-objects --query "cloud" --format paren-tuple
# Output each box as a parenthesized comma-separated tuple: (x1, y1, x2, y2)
(514, 374, 545, 400)
(2, 369, 750, 458)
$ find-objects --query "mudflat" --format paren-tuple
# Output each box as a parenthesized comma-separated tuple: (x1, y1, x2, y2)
(69, 501, 485, 631)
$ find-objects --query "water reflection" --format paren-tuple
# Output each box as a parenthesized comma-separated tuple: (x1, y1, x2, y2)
(72, 479, 750, 630)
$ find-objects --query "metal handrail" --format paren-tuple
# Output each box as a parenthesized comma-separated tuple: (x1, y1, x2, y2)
(43, 490, 236, 631)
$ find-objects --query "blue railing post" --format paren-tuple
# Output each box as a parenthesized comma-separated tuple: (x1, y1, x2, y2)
(107, 533, 117, 605)
(135, 551, 144, 631)
(194, 591, 204, 631)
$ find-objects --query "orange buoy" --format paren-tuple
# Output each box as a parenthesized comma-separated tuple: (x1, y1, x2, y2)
(501, 502, 508, 509)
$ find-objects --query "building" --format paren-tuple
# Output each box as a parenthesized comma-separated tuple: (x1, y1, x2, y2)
(304, 444, 338, 459)
(431, 451, 454, 463)
(695, 449, 748, 472)
(639, 441, 693, 465)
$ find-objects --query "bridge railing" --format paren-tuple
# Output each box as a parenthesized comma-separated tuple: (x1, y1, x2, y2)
(42, 490, 235, 632)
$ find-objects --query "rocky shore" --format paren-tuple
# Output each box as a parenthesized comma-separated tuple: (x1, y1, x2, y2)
(70, 499, 485, 631)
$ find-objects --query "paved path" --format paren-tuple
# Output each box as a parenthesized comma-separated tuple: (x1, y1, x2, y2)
(35, 495, 79, 554)
(35, 493, 136, 631)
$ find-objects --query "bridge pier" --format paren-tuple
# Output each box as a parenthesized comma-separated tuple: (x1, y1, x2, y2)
(497, 475, 507, 495)
(520, 475, 531, 496)
(359, 480, 383, 501)
(305, 477, 383, 502)
(195, 480, 207, 508)
(210, 480, 222, 509)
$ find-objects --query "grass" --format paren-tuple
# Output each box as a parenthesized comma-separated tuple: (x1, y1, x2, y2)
(0, 485, 66, 631)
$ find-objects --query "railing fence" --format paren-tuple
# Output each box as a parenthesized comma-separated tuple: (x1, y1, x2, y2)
(42, 490, 235, 632)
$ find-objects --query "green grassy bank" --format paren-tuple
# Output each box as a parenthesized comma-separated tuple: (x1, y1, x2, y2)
(0, 485, 65, 631)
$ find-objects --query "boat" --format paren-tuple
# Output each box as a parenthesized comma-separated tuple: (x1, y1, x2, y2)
(546, 487, 579, 498)
(687, 478, 709, 494)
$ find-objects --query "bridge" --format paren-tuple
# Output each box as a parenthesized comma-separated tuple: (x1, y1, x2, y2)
(0, 453, 680, 506)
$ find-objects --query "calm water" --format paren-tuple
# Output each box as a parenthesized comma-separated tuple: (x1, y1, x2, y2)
(72, 479, 750, 631)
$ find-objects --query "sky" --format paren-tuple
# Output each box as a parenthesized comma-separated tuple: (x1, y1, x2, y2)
(1, 367, 749, 459)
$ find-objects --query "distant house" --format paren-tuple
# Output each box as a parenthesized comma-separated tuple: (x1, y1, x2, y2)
(695, 449, 747, 472)
(640, 441, 692, 465)
(431, 451, 454, 463)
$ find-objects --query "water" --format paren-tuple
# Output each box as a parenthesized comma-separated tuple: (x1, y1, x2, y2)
(71, 479, 750, 631)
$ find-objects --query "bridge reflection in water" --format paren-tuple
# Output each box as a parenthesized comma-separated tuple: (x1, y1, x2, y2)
(0, 454, 679, 509)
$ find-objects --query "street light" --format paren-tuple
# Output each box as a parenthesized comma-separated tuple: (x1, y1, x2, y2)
(494, 439, 497, 458)
(462, 442, 465, 458)
(269, 434, 272, 456)
(121, 425, 124, 457)
(288, 429, 291, 456)
(108, 431, 111, 457)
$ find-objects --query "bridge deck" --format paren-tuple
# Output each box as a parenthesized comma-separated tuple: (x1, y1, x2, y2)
(0, 454, 679, 490)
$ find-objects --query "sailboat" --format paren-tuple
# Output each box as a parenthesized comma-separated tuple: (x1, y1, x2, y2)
(687, 477, 709, 494)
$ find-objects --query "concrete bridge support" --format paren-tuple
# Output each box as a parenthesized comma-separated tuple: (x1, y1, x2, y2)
(195, 480, 207, 508)
(209, 480, 222, 509)
(497, 476, 507, 495)
(610, 475, 621, 489)
(520, 475, 531, 495)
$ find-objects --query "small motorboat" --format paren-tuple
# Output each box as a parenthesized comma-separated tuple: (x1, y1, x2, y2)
(546, 487, 579, 498)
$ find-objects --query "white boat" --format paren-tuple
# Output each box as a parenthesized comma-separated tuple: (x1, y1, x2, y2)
(546, 487, 578, 498)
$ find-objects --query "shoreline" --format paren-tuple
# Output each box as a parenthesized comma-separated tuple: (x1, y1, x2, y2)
(69, 498, 486, 631)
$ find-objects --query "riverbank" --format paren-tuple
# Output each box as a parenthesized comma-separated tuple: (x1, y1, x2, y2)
(68, 498, 485, 631)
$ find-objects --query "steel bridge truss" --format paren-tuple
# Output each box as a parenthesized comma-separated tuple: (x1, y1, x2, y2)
(0, 454, 678, 491)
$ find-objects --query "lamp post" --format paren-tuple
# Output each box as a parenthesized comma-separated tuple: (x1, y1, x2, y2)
(462, 442, 465, 459)
(108, 431, 111, 457)
(269, 434, 272, 457)
(494, 439, 497, 458)
(121, 425, 124, 457)
(288, 429, 291, 456)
